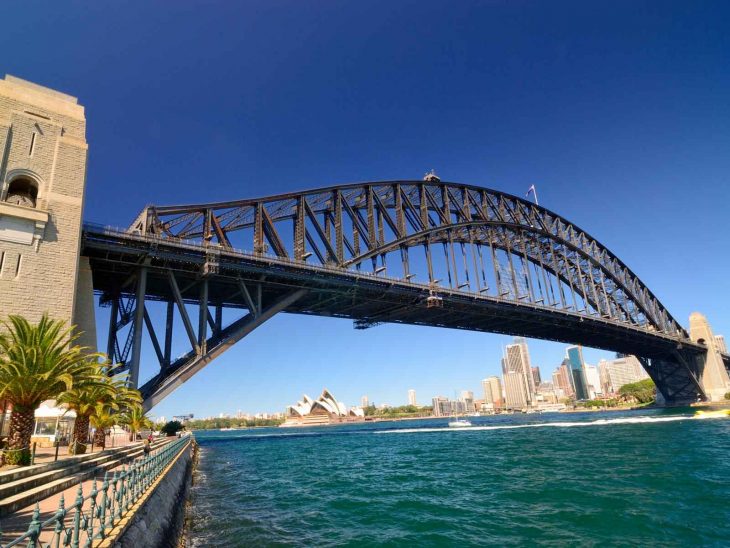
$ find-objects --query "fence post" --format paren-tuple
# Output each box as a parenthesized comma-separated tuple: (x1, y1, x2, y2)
(31, 442, 37, 466)
(53, 494, 66, 545)
(54, 440, 60, 462)
(26, 503, 41, 548)
(100, 472, 110, 537)
(71, 484, 84, 548)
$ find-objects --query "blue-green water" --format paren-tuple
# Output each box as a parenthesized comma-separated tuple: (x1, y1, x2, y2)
(188, 409, 730, 546)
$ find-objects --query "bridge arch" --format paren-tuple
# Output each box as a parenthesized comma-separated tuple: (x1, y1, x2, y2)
(135, 181, 683, 337)
(84, 180, 710, 408)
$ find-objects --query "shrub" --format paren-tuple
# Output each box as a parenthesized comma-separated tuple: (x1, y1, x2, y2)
(3, 447, 30, 466)
(160, 420, 183, 437)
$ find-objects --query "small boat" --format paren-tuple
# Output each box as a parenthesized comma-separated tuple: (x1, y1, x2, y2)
(448, 418, 472, 428)
(694, 409, 730, 419)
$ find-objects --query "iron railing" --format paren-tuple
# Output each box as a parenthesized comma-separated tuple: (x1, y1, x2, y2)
(0, 435, 191, 548)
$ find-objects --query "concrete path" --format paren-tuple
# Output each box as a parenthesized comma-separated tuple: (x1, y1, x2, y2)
(0, 439, 171, 545)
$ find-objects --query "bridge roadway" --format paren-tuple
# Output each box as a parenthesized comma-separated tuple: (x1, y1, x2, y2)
(81, 224, 708, 407)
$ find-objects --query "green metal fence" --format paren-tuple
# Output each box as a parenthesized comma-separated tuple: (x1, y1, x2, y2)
(0, 435, 191, 547)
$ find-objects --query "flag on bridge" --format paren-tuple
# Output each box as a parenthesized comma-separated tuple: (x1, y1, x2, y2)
(526, 184, 539, 205)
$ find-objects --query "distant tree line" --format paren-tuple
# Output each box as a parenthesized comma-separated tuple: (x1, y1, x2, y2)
(184, 416, 284, 430)
(363, 405, 433, 418)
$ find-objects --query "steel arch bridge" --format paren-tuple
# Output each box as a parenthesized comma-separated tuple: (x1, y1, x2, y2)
(81, 178, 712, 409)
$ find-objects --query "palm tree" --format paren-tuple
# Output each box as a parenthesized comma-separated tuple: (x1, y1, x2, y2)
(119, 406, 154, 442)
(58, 382, 115, 454)
(0, 314, 104, 465)
(90, 404, 117, 449)
(59, 375, 142, 453)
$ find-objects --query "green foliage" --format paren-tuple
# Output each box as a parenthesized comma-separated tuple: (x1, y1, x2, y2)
(161, 420, 184, 436)
(0, 314, 105, 409)
(619, 378, 656, 404)
(119, 406, 154, 438)
(363, 404, 432, 418)
(185, 417, 284, 430)
(725, 392, 730, 400)
(4, 447, 30, 466)
(576, 399, 621, 408)
(0, 314, 107, 464)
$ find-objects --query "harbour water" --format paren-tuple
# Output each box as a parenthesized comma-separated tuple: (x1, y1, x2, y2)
(188, 409, 730, 546)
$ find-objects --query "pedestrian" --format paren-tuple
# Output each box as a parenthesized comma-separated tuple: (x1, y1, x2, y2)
(143, 439, 151, 455)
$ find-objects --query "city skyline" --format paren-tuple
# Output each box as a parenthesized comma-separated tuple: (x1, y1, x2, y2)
(156, 339, 661, 418)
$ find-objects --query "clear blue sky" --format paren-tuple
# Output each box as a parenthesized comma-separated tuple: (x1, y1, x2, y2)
(4, 1, 729, 418)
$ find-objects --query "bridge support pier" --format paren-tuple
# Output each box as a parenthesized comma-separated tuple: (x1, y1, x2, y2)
(689, 312, 730, 401)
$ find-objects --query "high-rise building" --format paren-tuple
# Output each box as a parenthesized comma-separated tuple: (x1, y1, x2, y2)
(361, 395, 369, 408)
(504, 337, 535, 405)
(566, 346, 590, 400)
(482, 377, 503, 407)
(584, 364, 602, 399)
(408, 389, 417, 406)
(552, 362, 575, 398)
(504, 371, 528, 408)
(531, 366, 542, 386)
(460, 390, 475, 412)
(598, 356, 650, 395)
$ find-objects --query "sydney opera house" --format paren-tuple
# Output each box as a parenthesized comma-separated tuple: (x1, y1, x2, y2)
(281, 389, 365, 427)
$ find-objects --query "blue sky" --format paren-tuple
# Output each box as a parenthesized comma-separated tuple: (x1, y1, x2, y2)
(4, 1, 729, 418)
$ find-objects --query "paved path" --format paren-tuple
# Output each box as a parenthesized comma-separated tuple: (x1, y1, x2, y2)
(0, 439, 171, 545)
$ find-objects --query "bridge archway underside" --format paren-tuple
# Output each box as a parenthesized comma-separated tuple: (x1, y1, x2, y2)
(85, 181, 708, 407)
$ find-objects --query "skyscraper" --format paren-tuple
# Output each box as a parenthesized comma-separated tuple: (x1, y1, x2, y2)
(504, 337, 535, 405)
(566, 346, 590, 400)
(584, 364, 602, 399)
(408, 389, 417, 406)
(504, 371, 528, 408)
(552, 362, 575, 398)
(531, 366, 542, 386)
(361, 395, 369, 408)
(482, 377, 503, 407)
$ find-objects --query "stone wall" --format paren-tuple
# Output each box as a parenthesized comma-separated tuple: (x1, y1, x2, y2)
(112, 441, 195, 548)
(0, 75, 88, 329)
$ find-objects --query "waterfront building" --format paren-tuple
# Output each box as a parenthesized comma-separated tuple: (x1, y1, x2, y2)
(504, 337, 535, 405)
(598, 356, 650, 395)
(503, 371, 528, 409)
(566, 346, 590, 400)
(536, 382, 559, 404)
(408, 389, 417, 406)
(460, 391, 475, 412)
(431, 397, 468, 416)
(283, 389, 364, 427)
(481, 377, 503, 408)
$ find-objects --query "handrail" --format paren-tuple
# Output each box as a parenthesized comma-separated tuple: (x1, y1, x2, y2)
(0, 435, 191, 547)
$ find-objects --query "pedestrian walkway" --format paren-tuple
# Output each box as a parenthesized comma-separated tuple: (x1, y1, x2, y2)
(0, 438, 172, 545)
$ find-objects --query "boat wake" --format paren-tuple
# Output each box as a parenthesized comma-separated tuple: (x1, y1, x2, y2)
(376, 413, 726, 435)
